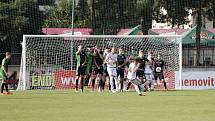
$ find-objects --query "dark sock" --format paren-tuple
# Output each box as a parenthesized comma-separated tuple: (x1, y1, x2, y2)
(127, 82, 132, 90)
(1, 83, 4, 93)
(164, 81, 167, 89)
(108, 82, 111, 91)
(99, 79, 102, 89)
(85, 75, 90, 86)
(102, 80, 105, 90)
(92, 79, 95, 89)
(120, 80, 123, 91)
(75, 79, 79, 90)
(5, 83, 8, 92)
(81, 78, 84, 92)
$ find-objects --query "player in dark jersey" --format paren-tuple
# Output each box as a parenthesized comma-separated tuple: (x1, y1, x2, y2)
(117, 47, 127, 92)
(91, 46, 104, 92)
(0, 52, 12, 95)
(75, 46, 87, 92)
(153, 53, 167, 90)
(137, 50, 150, 88)
(127, 50, 149, 91)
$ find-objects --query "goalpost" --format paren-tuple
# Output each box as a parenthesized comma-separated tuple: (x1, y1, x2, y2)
(17, 35, 183, 91)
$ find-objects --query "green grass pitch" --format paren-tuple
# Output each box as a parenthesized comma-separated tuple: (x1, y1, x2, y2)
(0, 90, 215, 121)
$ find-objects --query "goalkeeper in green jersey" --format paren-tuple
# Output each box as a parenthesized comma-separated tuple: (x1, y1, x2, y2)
(0, 52, 12, 95)
(85, 47, 94, 87)
(75, 46, 87, 92)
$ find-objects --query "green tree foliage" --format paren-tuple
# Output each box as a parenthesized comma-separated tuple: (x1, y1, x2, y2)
(164, 0, 188, 28)
(43, 0, 73, 28)
(75, 0, 90, 28)
(0, 0, 43, 52)
(91, 0, 122, 35)
(92, 0, 154, 35)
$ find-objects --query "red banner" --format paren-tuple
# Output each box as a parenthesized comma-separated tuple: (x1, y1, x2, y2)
(54, 70, 76, 89)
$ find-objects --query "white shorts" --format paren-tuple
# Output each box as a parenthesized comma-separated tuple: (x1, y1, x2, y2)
(107, 67, 117, 77)
(145, 73, 154, 81)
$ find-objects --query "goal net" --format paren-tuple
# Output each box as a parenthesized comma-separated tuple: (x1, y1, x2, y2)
(18, 35, 182, 90)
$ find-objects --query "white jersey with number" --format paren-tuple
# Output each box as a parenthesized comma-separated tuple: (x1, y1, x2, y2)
(106, 52, 117, 67)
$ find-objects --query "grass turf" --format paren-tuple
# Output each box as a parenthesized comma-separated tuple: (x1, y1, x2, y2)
(0, 90, 215, 121)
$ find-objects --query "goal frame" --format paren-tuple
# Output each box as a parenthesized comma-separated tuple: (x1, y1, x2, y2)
(18, 35, 183, 91)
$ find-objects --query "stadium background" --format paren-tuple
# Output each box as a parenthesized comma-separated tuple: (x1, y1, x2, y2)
(0, 0, 215, 90)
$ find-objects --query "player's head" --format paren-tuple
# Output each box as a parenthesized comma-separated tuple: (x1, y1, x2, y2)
(134, 58, 140, 65)
(87, 46, 93, 52)
(147, 49, 152, 55)
(94, 45, 100, 50)
(104, 47, 110, 54)
(118, 47, 124, 54)
(138, 50, 144, 57)
(157, 53, 161, 59)
(5, 52, 11, 59)
(111, 47, 116, 53)
(78, 45, 83, 51)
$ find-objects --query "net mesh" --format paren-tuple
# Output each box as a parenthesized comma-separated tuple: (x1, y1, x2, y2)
(18, 35, 182, 90)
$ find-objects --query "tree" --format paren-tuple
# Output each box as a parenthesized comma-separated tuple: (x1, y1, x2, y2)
(75, 0, 90, 28)
(213, 0, 215, 28)
(43, 0, 74, 28)
(164, 0, 189, 28)
(92, 0, 121, 35)
(137, 0, 155, 34)
(38, 0, 55, 5)
(0, 0, 43, 53)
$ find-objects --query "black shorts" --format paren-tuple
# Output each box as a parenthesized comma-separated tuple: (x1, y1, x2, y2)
(154, 73, 164, 80)
(93, 66, 103, 75)
(136, 70, 145, 78)
(76, 66, 86, 76)
(117, 68, 125, 79)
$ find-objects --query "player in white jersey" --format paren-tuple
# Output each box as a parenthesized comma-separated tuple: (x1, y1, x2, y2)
(144, 49, 155, 91)
(127, 58, 146, 96)
(105, 47, 119, 93)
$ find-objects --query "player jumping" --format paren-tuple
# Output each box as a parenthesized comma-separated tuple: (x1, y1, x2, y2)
(145, 49, 155, 91)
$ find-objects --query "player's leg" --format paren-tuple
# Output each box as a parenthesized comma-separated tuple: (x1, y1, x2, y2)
(119, 69, 125, 92)
(75, 66, 81, 92)
(154, 73, 158, 85)
(107, 67, 113, 92)
(123, 69, 128, 91)
(127, 82, 132, 90)
(1, 81, 5, 94)
(149, 73, 155, 91)
(112, 68, 119, 92)
(159, 74, 167, 90)
(91, 68, 97, 92)
(132, 79, 145, 96)
(80, 66, 86, 92)
(146, 73, 155, 91)
(85, 65, 92, 87)
(98, 66, 104, 92)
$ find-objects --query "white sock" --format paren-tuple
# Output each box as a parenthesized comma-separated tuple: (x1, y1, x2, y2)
(134, 84, 141, 95)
